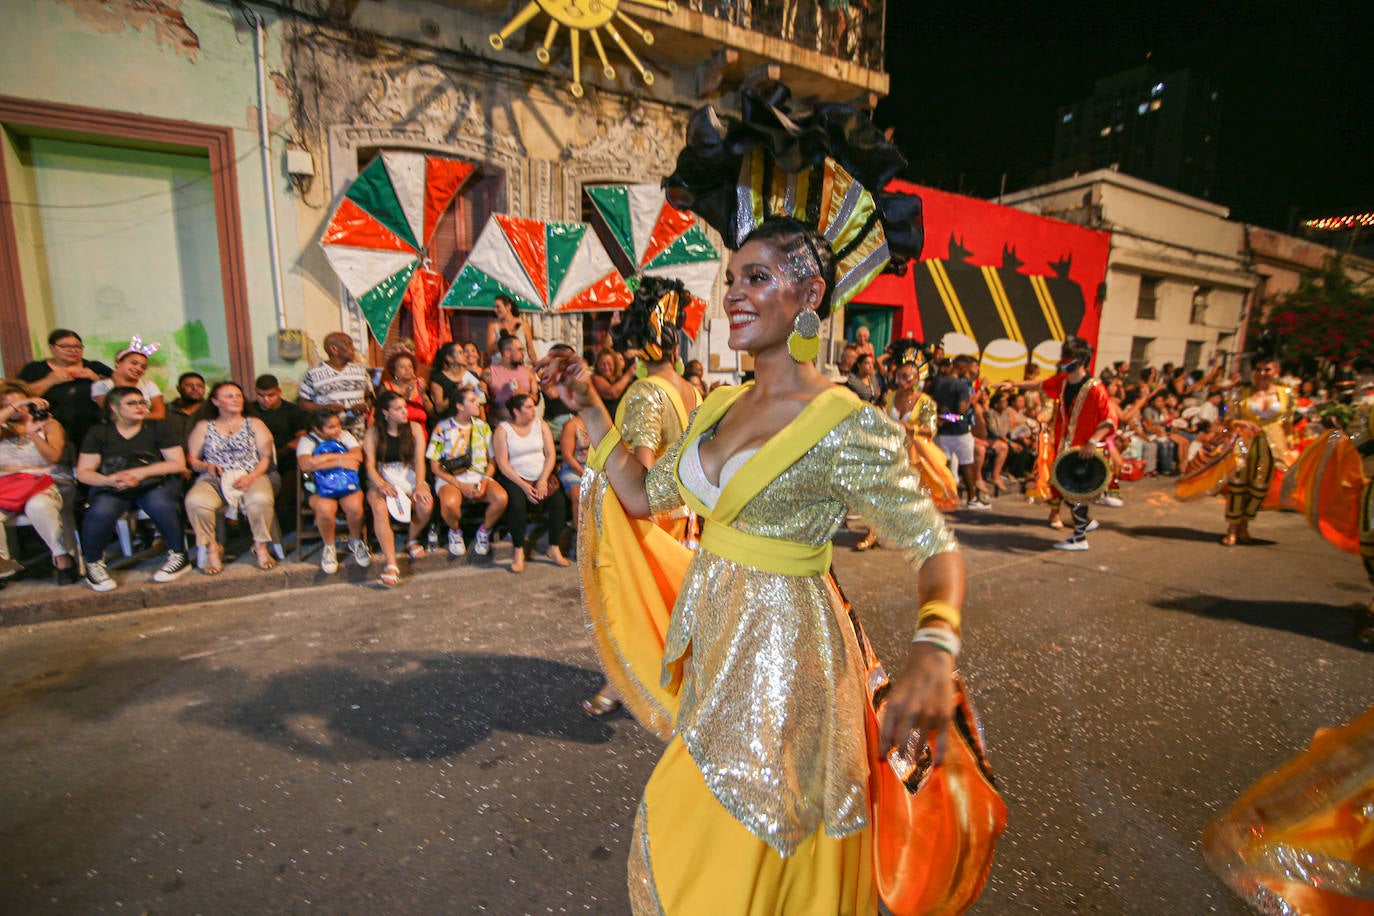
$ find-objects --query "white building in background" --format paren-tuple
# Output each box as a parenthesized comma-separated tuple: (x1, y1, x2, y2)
(1002, 169, 1259, 374)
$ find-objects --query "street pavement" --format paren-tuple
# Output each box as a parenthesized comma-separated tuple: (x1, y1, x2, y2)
(0, 477, 1369, 914)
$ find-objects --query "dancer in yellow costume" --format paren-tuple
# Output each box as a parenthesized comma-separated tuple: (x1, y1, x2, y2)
(582, 277, 703, 719)
(542, 212, 967, 913)
(1219, 355, 1297, 545)
(857, 355, 958, 551)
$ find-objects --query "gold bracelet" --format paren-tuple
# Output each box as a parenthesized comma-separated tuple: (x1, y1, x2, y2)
(916, 599, 961, 634)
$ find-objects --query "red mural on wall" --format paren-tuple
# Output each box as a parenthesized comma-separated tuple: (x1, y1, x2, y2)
(853, 180, 1111, 379)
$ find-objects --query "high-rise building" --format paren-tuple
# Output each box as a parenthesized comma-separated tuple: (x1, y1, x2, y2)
(1049, 65, 1222, 200)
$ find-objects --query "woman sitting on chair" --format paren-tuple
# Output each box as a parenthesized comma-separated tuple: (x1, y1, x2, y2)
(184, 381, 278, 574)
(491, 392, 568, 573)
(0, 382, 78, 583)
(363, 390, 434, 587)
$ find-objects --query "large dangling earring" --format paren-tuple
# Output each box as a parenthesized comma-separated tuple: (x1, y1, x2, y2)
(787, 309, 821, 363)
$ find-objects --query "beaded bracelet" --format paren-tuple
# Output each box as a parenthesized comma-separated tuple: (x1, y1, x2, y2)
(916, 598, 961, 632)
(912, 626, 962, 659)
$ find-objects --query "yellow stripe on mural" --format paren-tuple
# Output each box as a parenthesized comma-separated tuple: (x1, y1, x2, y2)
(927, 260, 974, 338)
(1030, 275, 1066, 340)
(981, 266, 1024, 344)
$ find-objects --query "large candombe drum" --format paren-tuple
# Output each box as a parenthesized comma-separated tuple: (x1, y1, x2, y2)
(1050, 449, 1113, 501)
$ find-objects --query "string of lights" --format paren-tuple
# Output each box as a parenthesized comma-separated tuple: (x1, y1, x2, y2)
(1303, 212, 1374, 232)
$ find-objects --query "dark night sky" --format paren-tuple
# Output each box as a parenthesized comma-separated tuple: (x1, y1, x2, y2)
(873, 0, 1370, 232)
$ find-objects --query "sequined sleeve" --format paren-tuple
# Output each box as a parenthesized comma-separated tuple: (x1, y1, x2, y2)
(830, 406, 959, 566)
(644, 405, 699, 516)
(914, 393, 938, 436)
(619, 379, 669, 453)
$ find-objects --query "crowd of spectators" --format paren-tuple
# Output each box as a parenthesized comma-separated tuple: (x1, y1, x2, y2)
(0, 318, 590, 593)
(5, 318, 1369, 593)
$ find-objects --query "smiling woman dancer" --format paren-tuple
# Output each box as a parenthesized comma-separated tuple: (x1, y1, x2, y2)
(539, 87, 970, 910)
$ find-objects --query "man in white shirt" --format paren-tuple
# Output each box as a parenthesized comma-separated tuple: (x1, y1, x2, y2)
(299, 333, 372, 440)
(427, 387, 507, 558)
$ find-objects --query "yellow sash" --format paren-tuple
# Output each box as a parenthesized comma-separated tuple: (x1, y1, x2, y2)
(675, 384, 864, 575)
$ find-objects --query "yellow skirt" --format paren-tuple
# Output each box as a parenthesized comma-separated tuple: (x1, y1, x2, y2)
(629, 737, 878, 916)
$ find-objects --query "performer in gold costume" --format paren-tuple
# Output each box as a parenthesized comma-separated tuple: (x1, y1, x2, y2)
(581, 277, 702, 718)
(1219, 356, 1296, 545)
(857, 352, 958, 550)
(542, 212, 966, 914)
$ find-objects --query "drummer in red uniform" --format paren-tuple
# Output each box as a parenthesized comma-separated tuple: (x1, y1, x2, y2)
(1029, 337, 1116, 550)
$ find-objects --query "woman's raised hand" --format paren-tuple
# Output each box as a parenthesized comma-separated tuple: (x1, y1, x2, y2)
(534, 352, 598, 412)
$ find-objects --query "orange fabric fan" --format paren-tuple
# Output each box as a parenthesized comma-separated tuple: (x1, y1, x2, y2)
(1279, 430, 1367, 555)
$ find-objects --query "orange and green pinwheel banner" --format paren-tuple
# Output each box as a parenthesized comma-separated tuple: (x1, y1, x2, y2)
(321, 151, 474, 342)
(441, 214, 634, 313)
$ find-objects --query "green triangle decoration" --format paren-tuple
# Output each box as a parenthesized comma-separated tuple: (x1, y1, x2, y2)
(545, 222, 587, 304)
(442, 264, 541, 312)
(356, 261, 419, 342)
(644, 224, 717, 271)
(586, 186, 635, 262)
(345, 158, 419, 251)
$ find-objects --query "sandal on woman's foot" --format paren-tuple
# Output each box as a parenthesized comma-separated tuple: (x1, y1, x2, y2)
(1048, 518, 1065, 531)
(406, 540, 426, 560)
(581, 692, 622, 718)
(546, 547, 571, 567)
(253, 544, 277, 570)
(855, 532, 878, 551)
(380, 564, 401, 588)
(511, 549, 525, 574)
(1220, 530, 1238, 546)
(202, 545, 224, 575)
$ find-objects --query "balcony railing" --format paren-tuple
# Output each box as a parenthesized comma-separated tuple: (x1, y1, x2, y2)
(682, 0, 886, 71)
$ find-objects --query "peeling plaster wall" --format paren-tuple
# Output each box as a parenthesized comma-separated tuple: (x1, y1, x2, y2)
(0, 0, 302, 383)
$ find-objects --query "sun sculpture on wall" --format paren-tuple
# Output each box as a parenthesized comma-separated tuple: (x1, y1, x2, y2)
(489, 0, 676, 98)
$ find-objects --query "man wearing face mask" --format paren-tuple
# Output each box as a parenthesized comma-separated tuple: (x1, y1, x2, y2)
(1028, 337, 1115, 549)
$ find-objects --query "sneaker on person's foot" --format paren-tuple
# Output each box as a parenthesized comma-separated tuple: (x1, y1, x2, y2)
(349, 538, 371, 568)
(320, 543, 339, 574)
(448, 528, 466, 557)
(473, 526, 490, 556)
(85, 560, 116, 592)
(965, 497, 993, 511)
(0, 557, 22, 579)
(152, 550, 191, 582)
(1053, 537, 1090, 551)
(1083, 519, 1100, 534)
(1097, 493, 1124, 508)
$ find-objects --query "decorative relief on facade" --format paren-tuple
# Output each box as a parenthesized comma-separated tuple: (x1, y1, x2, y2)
(559, 99, 688, 218)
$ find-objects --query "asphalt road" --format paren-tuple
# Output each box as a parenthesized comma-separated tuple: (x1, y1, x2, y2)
(1, 477, 1369, 914)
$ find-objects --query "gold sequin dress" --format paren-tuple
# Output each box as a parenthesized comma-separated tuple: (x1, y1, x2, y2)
(579, 384, 959, 914)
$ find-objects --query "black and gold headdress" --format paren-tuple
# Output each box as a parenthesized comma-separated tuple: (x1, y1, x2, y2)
(663, 82, 923, 311)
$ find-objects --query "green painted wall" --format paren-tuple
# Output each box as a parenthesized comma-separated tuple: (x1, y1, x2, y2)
(0, 0, 302, 383)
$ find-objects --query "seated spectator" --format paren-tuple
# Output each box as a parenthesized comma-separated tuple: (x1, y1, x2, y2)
(844, 352, 883, 404)
(378, 351, 431, 427)
(836, 342, 860, 376)
(985, 388, 1034, 486)
(184, 382, 278, 574)
(1140, 390, 1181, 475)
(296, 411, 368, 575)
(491, 393, 567, 573)
(299, 332, 372, 441)
(92, 338, 166, 420)
(462, 341, 485, 374)
(558, 412, 590, 510)
(484, 334, 539, 424)
(0, 383, 77, 583)
(164, 372, 207, 452)
(428, 342, 483, 422)
(428, 386, 506, 558)
(18, 328, 112, 455)
(249, 375, 307, 521)
(485, 294, 537, 366)
(363, 390, 434, 588)
(75, 386, 190, 591)
(590, 348, 635, 420)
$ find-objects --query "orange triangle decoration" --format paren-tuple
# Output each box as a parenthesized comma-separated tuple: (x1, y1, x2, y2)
(323, 197, 416, 253)
(640, 201, 695, 267)
(496, 214, 550, 304)
(554, 271, 635, 312)
(422, 158, 475, 246)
